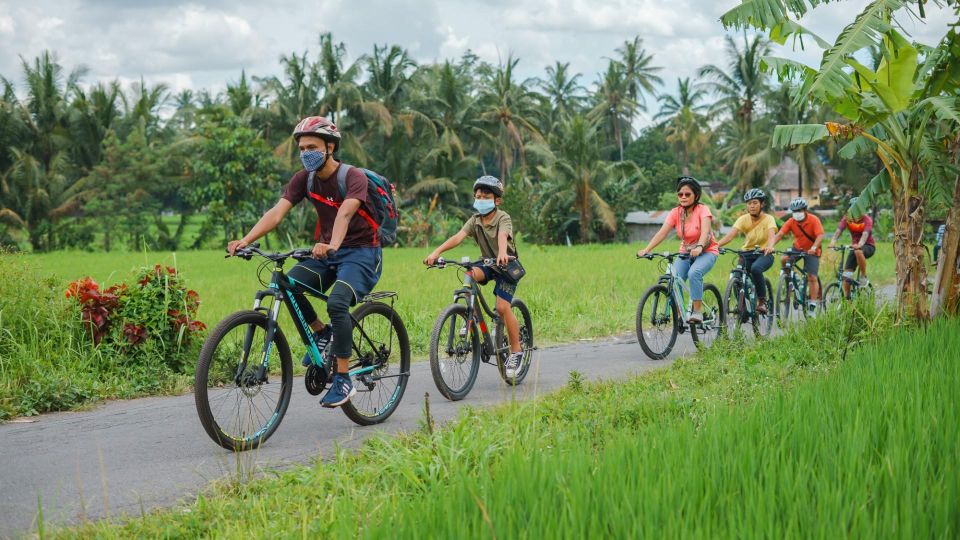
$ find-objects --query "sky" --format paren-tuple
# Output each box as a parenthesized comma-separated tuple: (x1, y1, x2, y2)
(0, 0, 955, 125)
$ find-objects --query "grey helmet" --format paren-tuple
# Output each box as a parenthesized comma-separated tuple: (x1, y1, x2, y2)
(789, 198, 808, 211)
(848, 196, 859, 207)
(743, 188, 766, 202)
(473, 175, 504, 197)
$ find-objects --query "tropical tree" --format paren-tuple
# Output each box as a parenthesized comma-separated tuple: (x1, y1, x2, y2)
(615, 36, 663, 115)
(698, 35, 771, 130)
(723, 0, 960, 319)
(590, 61, 639, 162)
(538, 61, 587, 131)
(478, 54, 544, 181)
(655, 78, 710, 174)
(538, 114, 643, 242)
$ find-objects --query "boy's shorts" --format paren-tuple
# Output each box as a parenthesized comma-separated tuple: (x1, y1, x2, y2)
(478, 264, 519, 303)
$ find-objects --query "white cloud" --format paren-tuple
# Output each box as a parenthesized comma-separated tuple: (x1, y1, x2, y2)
(0, 15, 14, 35)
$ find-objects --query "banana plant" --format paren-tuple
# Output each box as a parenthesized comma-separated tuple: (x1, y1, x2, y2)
(722, 0, 960, 320)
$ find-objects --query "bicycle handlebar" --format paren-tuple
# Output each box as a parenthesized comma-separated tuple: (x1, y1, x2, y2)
(718, 247, 763, 256)
(427, 256, 516, 270)
(830, 245, 862, 252)
(227, 242, 314, 262)
(636, 251, 690, 261)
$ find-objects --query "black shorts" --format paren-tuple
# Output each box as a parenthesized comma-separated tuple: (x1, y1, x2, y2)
(844, 244, 876, 270)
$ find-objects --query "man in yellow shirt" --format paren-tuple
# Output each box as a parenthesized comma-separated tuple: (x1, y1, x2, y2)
(717, 189, 777, 314)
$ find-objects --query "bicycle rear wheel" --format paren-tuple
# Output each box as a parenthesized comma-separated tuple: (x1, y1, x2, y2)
(690, 283, 724, 348)
(429, 303, 480, 401)
(636, 284, 679, 360)
(195, 310, 292, 452)
(341, 301, 410, 425)
(498, 298, 534, 386)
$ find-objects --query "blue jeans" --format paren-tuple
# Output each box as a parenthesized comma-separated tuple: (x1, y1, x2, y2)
(674, 253, 717, 302)
(287, 247, 383, 358)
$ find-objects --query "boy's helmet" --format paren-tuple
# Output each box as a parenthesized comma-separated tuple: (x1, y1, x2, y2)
(789, 198, 808, 211)
(473, 175, 504, 197)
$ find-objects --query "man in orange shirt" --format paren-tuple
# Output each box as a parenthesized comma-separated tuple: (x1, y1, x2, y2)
(772, 198, 825, 312)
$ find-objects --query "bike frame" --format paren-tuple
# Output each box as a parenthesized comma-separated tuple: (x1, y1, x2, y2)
(657, 258, 693, 326)
(726, 255, 759, 315)
(780, 251, 812, 305)
(244, 258, 395, 382)
(451, 270, 508, 362)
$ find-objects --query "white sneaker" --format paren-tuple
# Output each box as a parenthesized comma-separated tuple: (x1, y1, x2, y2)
(504, 352, 524, 378)
(859, 277, 870, 287)
(688, 310, 703, 324)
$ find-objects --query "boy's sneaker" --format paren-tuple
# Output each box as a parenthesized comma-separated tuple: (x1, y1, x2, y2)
(688, 310, 703, 324)
(320, 374, 355, 408)
(504, 351, 524, 378)
(858, 277, 870, 288)
(301, 326, 333, 367)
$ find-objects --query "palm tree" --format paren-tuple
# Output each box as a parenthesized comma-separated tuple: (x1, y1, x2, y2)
(698, 35, 770, 129)
(538, 114, 641, 242)
(478, 54, 544, 181)
(615, 36, 663, 114)
(590, 60, 639, 162)
(655, 78, 710, 174)
(69, 80, 121, 171)
(538, 61, 586, 131)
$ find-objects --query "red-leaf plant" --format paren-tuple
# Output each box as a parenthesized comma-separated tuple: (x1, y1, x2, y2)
(65, 278, 124, 345)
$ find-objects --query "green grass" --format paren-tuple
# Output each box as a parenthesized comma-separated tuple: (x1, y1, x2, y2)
(52, 297, 957, 539)
(2, 241, 897, 419)
(23, 241, 897, 354)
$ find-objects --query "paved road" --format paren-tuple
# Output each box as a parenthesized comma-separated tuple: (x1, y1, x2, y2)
(0, 333, 699, 537)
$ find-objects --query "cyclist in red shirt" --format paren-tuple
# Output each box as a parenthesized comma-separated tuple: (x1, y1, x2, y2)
(772, 198, 824, 313)
(828, 197, 876, 296)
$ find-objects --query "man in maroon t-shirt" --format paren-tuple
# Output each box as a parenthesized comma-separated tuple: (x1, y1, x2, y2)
(227, 117, 382, 408)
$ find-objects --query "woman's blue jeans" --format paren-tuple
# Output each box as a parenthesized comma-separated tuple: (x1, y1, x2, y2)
(674, 252, 718, 302)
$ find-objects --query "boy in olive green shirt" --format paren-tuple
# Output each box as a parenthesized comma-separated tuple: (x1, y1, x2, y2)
(423, 176, 525, 377)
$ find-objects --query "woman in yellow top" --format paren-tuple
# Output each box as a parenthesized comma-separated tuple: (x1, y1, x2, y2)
(717, 189, 777, 314)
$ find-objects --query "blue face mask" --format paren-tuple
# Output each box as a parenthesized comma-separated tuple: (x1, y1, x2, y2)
(300, 150, 326, 171)
(473, 199, 496, 215)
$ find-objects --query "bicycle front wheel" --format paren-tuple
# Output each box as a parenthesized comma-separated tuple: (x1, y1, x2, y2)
(691, 283, 724, 348)
(822, 282, 843, 310)
(775, 275, 796, 328)
(195, 310, 293, 452)
(341, 301, 410, 425)
(429, 303, 480, 401)
(636, 284, 679, 360)
(760, 279, 775, 336)
(498, 298, 534, 386)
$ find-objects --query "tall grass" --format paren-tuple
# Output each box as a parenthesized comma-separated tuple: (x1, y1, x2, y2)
(57, 297, 955, 539)
(0, 255, 191, 419)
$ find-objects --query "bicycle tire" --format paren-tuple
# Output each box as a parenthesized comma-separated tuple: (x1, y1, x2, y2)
(760, 278, 775, 336)
(195, 310, 293, 452)
(636, 284, 679, 360)
(429, 303, 480, 401)
(341, 301, 410, 425)
(822, 282, 843, 310)
(775, 274, 794, 328)
(723, 277, 746, 336)
(690, 283, 724, 348)
(498, 298, 534, 386)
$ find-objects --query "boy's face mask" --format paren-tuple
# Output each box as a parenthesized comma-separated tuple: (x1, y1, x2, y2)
(793, 211, 806, 221)
(473, 199, 496, 215)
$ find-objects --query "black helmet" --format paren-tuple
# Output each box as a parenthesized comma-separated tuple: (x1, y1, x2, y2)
(676, 176, 702, 202)
(744, 188, 766, 202)
(473, 175, 504, 197)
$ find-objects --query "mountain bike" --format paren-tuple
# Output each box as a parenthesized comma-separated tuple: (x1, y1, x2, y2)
(635, 252, 725, 360)
(426, 256, 535, 401)
(774, 248, 823, 327)
(719, 248, 774, 338)
(195, 244, 410, 452)
(822, 245, 873, 308)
